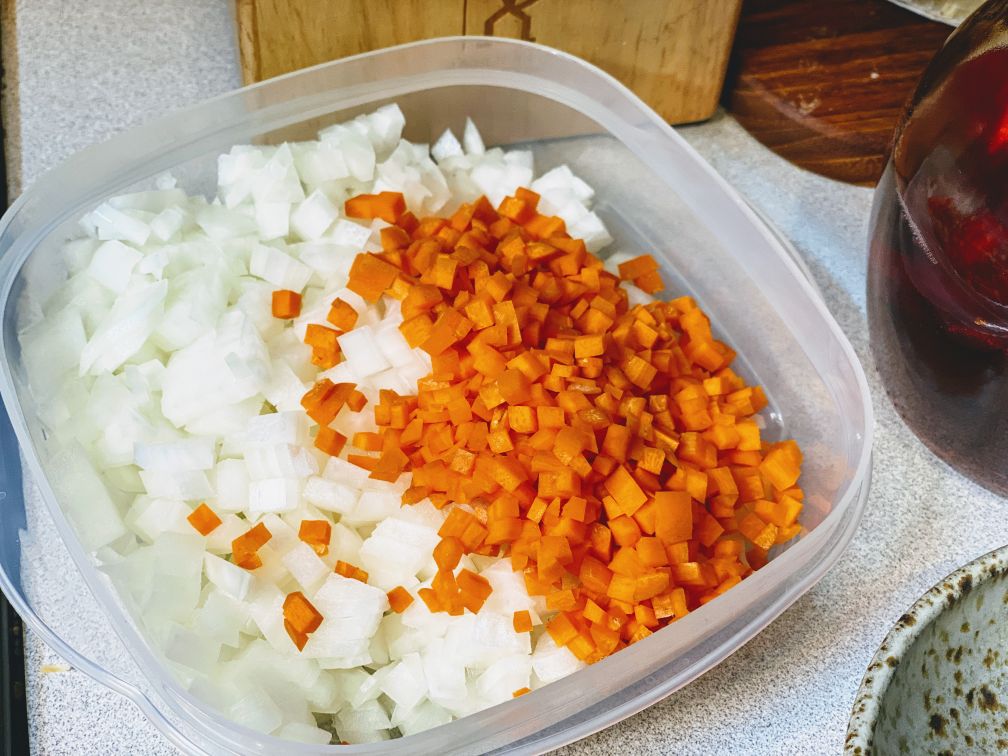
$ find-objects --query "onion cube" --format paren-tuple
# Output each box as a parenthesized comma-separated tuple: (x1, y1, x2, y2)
(134, 438, 215, 471)
(531, 633, 585, 684)
(204, 553, 252, 601)
(248, 477, 301, 514)
(162, 623, 221, 672)
(86, 202, 151, 246)
(367, 103, 406, 156)
(244, 444, 317, 481)
(248, 582, 297, 654)
(205, 514, 249, 554)
(86, 240, 142, 293)
(229, 687, 283, 734)
(193, 589, 247, 648)
(397, 700, 452, 737)
(275, 722, 332, 745)
(290, 190, 339, 241)
(322, 456, 371, 489)
(303, 476, 358, 514)
(343, 489, 400, 527)
(503, 149, 534, 170)
(127, 496, 190, 542)
(374, 320, 415, 368)
(195, 204, 258, 239)
(567, 210, 613, 253)
(79, 279, 167, 376)
(379, 653, 427, 711)
(62, 237, 99, 274)
(462, 118, 485, 156)
(249, 244, 313, 291)
(150, 206, 188, 242)
(255, 201, 290, 240)
(338, 699, 391, 732)
(262, 361, 308, 412)
(245, 412, 305, 448)
(282, 542, 330, 590)
(422, 640, 468, 703)
(213, 459, 250, 513)
(327, 219, 371, 249)
(139, 469, 213, 501)
(431, 128, 464, 163)
(258, 513, 300, 553)
(337, 325, 390, 377)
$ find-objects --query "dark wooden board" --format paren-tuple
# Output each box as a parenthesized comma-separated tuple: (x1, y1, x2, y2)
(725, 0, 952, 185)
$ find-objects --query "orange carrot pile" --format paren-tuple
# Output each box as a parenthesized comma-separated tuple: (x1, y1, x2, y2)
(291, 187, 805, 664)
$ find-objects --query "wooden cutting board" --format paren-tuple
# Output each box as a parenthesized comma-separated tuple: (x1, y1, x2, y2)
(234, 0, 743, 125)
(725, 0, 951, 185)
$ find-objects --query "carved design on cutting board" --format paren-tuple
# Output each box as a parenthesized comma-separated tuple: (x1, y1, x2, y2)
(483, 0, 541, 41)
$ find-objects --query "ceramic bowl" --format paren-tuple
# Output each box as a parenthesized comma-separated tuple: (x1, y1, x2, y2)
(846, 545, 1008, 754)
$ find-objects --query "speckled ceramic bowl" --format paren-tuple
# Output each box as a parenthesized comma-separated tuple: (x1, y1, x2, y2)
(846, 545, 1008, 755)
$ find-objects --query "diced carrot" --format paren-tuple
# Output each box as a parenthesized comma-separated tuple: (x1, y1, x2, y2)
(513, 609, 533, 633)
(271, 289, 302, 319)
(344, 191, 406, 224)
(387, 586, 414, 613)
(433, 537, 464, 571)
(232, 523, 272, 570)
(334, 560, 370, 583)
(654, 491, 692, 544)
(314, 426, 347, 456)
(283, 591, 323, 650)
(604, 466, 647, 516)
(457, 569, 492, 613)
(298, 519, 331, 556)
(327, 297, 359, 331)
(187, 502, 221, 536)
(617, 254, 659, 281)
(347, 252, 399, 302)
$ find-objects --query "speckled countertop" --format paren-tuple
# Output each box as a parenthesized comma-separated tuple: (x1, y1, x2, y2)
(5, 2, 1008, 755)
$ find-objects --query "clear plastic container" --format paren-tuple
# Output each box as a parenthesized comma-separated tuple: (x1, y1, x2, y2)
(0, 37, 873, 755)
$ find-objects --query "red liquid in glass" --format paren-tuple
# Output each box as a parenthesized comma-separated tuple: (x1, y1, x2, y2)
(869, 46, 1008, 495)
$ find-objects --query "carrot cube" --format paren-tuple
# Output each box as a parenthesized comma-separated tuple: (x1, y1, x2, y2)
(546, 612, 579, 646)
(433, 537, 464, 571)
(617, 254, 658, 281)
(387, 586, 414, 613)
(513, 609, 533, 633)
(186, 502, 221, 536)
(232, 523, 272, 569)
(609, 515, 642, 548)
(344, 191, 405, 224)
(574, 334, 605, 359)
(298, 519, 332, 556)
(457, 568, 492, 613)
(283, 591, 323, 635)
(314, 426, 347, 457)
(654, 491, 692, 544)
(327, 297, 359, 330)
(604, 466, 647, 516)
(271, 289, 302, 319)
(347, 252, 399, 302)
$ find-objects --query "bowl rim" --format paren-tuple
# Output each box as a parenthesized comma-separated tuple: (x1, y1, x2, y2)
(845, 542, 1008, 752)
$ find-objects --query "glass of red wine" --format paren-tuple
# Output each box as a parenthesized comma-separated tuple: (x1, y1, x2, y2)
(869, 2, 1008, 494)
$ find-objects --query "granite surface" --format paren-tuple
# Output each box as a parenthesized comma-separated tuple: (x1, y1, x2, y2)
(6, 2, 1008, 755)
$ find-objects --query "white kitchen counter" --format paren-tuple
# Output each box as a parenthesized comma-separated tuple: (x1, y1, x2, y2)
(7, 2, 1006, 755)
